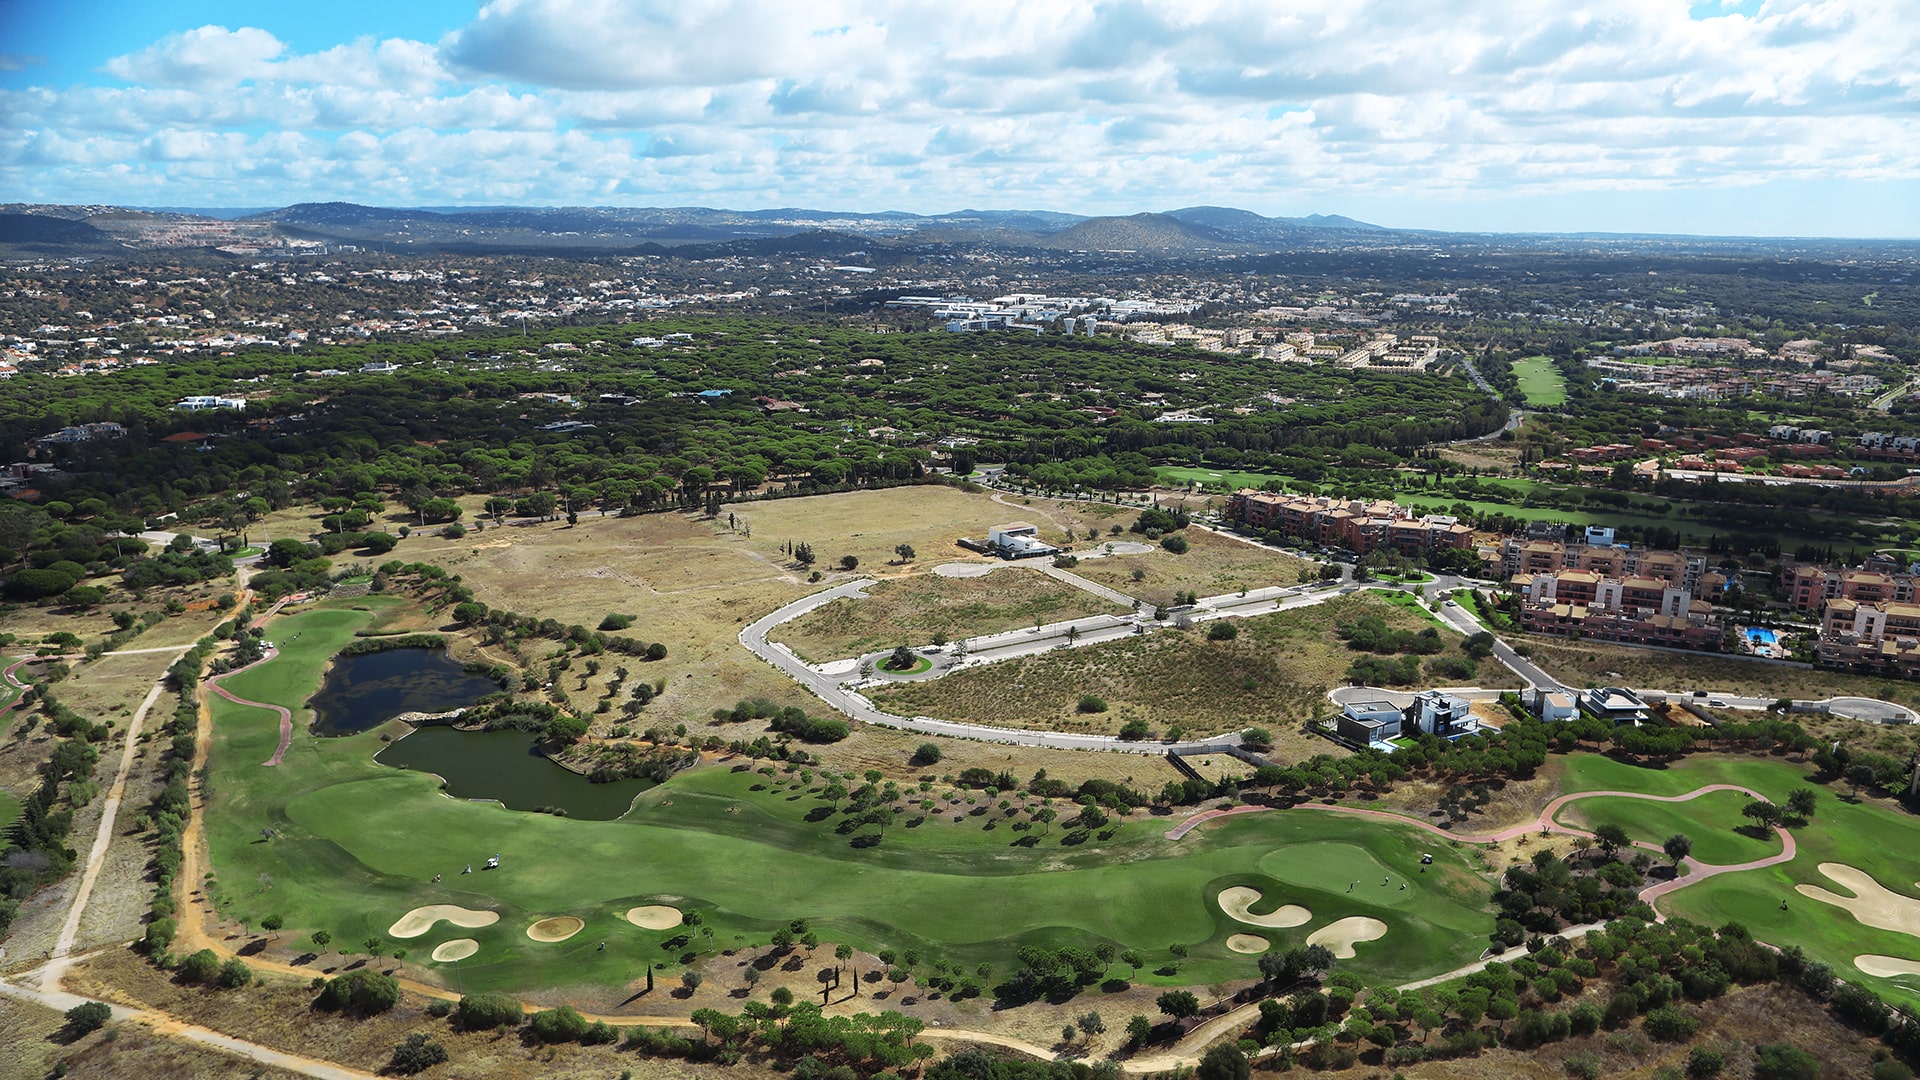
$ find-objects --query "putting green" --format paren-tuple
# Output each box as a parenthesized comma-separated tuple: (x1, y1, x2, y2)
(201, 603, 1498, 995)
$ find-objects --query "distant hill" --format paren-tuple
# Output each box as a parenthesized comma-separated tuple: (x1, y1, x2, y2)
(0, 200, 1389, 257)
(1163, 206, 1386, 241)
(1042, 212, 1233, 252)
(0, 212, 121, 253)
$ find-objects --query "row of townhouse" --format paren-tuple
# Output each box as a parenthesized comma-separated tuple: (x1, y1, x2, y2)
(1506, 570, 1723, 649)
(1225, 491, 1473, 557)
(1785, 564, 1920, 612)
(1493, 538, 1708, 590)
(1817, 598, 1920, 677)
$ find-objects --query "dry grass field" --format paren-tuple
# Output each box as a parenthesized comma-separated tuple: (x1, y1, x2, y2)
(0, 993, 309, 1080)
(872, 592, 1510, 756)
(1526, 638, 1920, 704)
(773, 567, 1126, 662)
(1071, 526, 1313, 608)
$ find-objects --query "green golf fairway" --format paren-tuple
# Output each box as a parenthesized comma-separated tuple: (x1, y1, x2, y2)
(1560, 753, 1920, 1010)
(202, 603, 1497, 995)
(1555, 789, 1782, 866)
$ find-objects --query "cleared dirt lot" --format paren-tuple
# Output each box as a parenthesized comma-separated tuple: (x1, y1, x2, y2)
(1071, 527, 1314, 608)
(773, 566, 1126, 662)
(872, 592, 1504, 756)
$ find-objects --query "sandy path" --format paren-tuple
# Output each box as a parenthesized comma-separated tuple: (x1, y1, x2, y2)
(205, 645, 294, 766)
(41, 671, 176, 992)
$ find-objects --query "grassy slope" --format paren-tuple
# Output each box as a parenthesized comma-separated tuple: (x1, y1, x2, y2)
(1559, 753, 1920, 1008)
(1512, 356, 1568, 407)
(204, 604, 1494, 995)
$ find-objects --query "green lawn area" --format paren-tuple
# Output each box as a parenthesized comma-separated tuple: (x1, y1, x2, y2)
(1155, 465, 1293, 492)
(1373, 588, 1448, 627)
(1512, 356, 1567, 407)
(1558, 753, 1920, 1009)
(1555, 789, 1782, 866)
(0, 786, 20, 851)
(203, 602, 1496, 996)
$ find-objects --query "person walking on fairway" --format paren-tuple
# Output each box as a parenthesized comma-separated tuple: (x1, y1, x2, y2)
(1348, 881, 1355, 893)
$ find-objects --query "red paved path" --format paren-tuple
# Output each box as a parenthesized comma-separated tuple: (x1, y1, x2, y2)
(205, 646, 291, 766)
(1166, 783, 1797, 914)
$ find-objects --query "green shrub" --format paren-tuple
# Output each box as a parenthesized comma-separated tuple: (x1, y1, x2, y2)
(388, 1034, 449, 1075)
(1752, 1043, 1820, 1080)
(1207, 620, 1237, 640)
(315, 969, 400, 1015)
(1077, 694, 1108, 713)
(1160, 534, 1190, 554)
(528, 1004, 589, 1043)
(179, 948, 221, 985)
(1643, 1005, 1700, 1043)
(63, 1001, 112, 1037)
(453, 991, 524, 1030)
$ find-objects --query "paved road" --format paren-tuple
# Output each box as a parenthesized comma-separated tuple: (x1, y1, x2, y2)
(741, 580, 1244, 754)
(1037, 561, 1140, 607)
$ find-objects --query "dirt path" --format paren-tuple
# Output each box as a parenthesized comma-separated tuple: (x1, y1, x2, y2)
(205, 646, 292, 766)
(40, 672, 176, 992)
(1167, 783, 1798, 915)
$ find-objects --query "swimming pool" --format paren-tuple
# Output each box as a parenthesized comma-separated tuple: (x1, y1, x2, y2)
(1746, 628, 1778, 646)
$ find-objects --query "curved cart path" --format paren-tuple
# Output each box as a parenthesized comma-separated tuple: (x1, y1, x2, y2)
(204, 646, 292, 766)
(1166, 783, 1797, 914)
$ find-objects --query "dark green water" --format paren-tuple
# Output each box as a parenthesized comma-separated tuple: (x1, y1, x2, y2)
(375, 726, 653, 820)
(307, 648, 501, 736)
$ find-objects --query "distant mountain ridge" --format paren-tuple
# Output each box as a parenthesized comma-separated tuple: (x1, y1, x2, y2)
(0, 200, 1388, 257)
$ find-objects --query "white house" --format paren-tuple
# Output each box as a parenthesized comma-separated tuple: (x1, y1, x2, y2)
(176, 395, 246, 412)
(987, 522, 1058, 560)
(1406, 690, 1476, 737)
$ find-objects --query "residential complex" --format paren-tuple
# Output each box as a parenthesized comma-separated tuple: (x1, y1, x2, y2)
(1224, 491, 1472, 556)
(1507, 569, 1721, 648)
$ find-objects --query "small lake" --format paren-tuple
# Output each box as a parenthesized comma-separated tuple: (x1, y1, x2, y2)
(375, 726, 653, 820)
(308, 648, 501, 736)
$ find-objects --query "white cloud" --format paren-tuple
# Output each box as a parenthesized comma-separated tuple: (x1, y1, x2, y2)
(1, 0, 1912, 232)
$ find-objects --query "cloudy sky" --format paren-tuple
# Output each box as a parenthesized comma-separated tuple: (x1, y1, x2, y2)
(3, 0, 1917, 236)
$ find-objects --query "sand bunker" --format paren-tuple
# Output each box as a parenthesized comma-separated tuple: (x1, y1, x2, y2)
(1226, 934, 1270, 955)
(1306, 917, 1389, 959)
(1217, 886, 1311, 928)
(431, 939, 478, 962)
(1795, 863, 1920, 938)
(526, 916, 585, 943)
(625, 905, 683, 930)
(388, 905, 500, 939)
(1855, 955, 1920, 979)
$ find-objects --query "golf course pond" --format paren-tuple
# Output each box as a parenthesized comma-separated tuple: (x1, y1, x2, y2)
(374, 725, 654, 820)
(307, 647, 502, 736)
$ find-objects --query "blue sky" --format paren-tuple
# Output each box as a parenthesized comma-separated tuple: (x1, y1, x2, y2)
(3, 0, 1916, 237)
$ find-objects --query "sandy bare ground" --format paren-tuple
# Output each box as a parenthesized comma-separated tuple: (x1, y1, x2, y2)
(1306, 916, 1389, 959)
(1225, 934, 1270, 954)
(526, 916, 585, 942)
(429, 939, 478, 962)
(625, 905, 682, 930)
(1855, 954, 1920, 978)
(386, 905, 500, 939)
(1216, 886, 1311, 928)
(1797, 863, 1920, 937)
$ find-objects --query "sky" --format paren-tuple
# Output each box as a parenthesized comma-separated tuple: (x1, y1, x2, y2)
(2, 0, 1917, 237)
